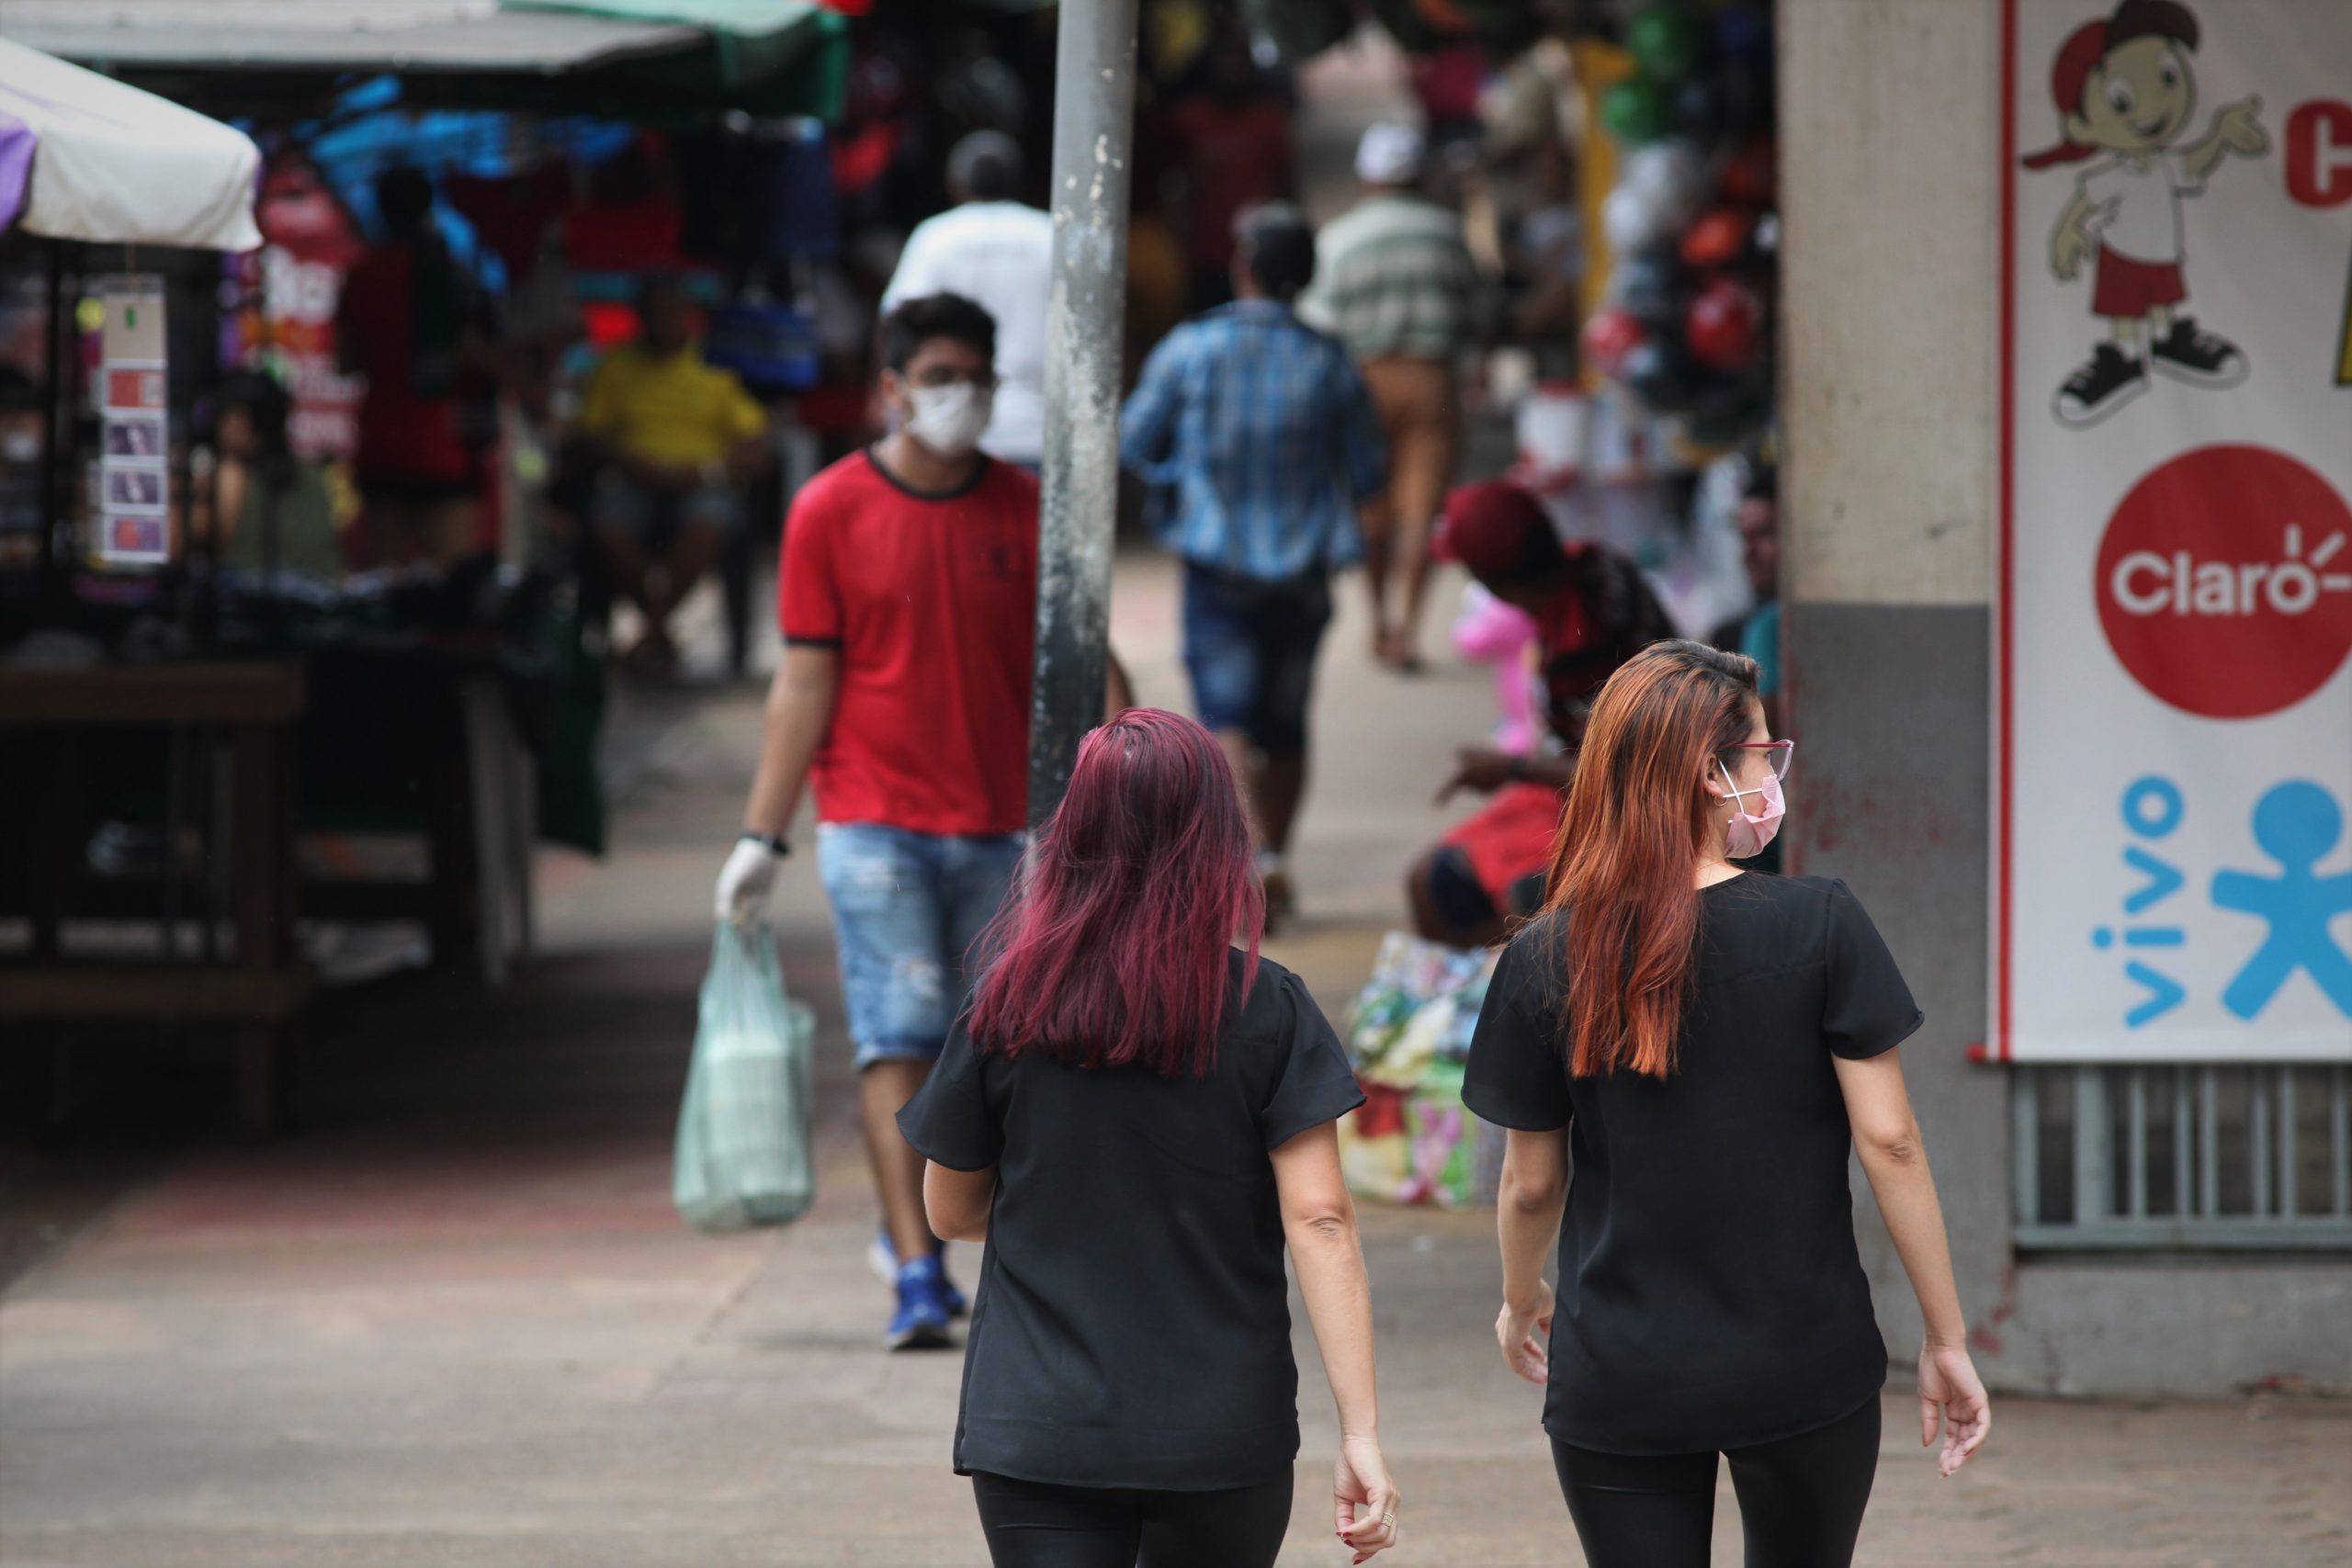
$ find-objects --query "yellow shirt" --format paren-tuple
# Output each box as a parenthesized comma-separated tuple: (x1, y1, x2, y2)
(581, 344, 766, 468)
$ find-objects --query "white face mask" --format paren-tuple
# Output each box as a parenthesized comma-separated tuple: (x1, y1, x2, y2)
(0, 430, 40, 465)
(904, 382, 992, 458)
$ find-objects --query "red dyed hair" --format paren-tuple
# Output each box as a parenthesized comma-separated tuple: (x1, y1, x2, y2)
(1543, 639, 1761, 1078)
(967, 707, 1263, 1077)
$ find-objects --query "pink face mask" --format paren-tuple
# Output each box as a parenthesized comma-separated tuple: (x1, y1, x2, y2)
(1718, 761, 1785, 859)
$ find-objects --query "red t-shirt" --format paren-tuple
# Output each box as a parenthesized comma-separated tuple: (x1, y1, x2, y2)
(778, 450, 1038, 836)
(1166, 96, 1295, 270)
(340, 244, 478, 486)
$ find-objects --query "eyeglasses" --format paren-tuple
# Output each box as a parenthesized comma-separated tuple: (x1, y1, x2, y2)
(908, 367, 1001, 391)
(1723, 739, 1795, 780)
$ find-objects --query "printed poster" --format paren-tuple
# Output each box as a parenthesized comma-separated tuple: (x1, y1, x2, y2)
(96, 277, 168, 566)
(1996, 0, 2352, 1060)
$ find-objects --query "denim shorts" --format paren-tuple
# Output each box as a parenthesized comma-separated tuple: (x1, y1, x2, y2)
(1181, 563, 1334, 757)
(594, 477, 741, 541)
(815, 821, 1024, 1070)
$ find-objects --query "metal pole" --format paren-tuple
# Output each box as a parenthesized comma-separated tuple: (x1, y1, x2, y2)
(1027, 0, 1137, 827)
(36, 240, 63, 599)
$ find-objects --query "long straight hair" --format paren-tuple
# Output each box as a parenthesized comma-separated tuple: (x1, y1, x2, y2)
(967, 708, 1263, 1077)
(1543, 639, 1761, 1078)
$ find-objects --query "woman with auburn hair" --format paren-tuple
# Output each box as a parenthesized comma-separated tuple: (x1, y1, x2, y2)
(898, 707, 1399, 1567)
(1464, 639, 1990, 1568)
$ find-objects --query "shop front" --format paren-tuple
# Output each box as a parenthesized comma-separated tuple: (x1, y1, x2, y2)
(1782, 0, 2352, 1394)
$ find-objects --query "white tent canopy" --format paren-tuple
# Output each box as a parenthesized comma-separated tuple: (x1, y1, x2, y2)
(0, 38, 262, 251)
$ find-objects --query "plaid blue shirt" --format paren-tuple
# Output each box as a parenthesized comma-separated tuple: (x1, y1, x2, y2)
(1120, 300, 1386, 580)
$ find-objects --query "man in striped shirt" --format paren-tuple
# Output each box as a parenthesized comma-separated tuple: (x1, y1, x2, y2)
(1301, 122, 1480, 674)
(1121, 202, 1387, 925)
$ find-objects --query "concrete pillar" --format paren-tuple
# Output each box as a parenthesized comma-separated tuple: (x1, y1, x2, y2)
(1777, 0, 2011, 1372)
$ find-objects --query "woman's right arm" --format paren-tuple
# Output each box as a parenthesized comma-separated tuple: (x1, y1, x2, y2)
(1496, 1127, 1566, 1384)
(1834, 1048, 1992, 1476)
(1272, 1122, 1399, 1564)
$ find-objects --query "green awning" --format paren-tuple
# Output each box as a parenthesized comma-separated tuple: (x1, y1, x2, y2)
(503, 0, 843, 93)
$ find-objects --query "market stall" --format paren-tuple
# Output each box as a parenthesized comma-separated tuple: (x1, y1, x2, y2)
(0, 41, 579, 1135)
(0, 44, 309, 1136)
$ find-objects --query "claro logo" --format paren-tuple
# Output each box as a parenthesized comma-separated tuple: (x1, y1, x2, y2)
(2094, 446, 2352, 718)
(2108, 524, 2352, 617)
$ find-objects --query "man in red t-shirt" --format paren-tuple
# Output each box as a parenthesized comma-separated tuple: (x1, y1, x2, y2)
(717, 294, 1035, 1350)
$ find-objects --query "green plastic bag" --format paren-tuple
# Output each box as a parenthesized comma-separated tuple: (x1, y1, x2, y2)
(673, 923, 818, 1232)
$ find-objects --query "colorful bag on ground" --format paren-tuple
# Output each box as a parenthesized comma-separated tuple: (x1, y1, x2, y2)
(673, 922, 818, 1232)
(1338, 933, 1502, 1209)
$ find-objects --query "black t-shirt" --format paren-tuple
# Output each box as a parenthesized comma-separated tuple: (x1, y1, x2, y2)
(1463, 874, 1923, 1455)
(897, 952, 1364, 1491)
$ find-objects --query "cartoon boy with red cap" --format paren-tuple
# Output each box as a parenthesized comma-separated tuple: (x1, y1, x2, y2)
(2024, 0, 2268, 428)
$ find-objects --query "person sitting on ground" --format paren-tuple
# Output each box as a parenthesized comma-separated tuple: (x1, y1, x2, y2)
(881, 130, 1054, 470)
(192, 371, 343, 581)
(577, 274, 771, 675)
(1120, 200, 1386, 929)
(1408, 479, 1676, 949)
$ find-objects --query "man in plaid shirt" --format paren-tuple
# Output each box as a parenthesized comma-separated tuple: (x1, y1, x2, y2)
(1121, 201, 1387, 927)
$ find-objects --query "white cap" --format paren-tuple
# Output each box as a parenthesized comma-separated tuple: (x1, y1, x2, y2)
(1355, 122, 1426, 186)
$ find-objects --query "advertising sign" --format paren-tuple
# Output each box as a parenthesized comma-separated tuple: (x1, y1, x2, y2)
(96, 277, 168, 567)
(1996, 0, 2352, 1061)
(232, 157, 364, 461)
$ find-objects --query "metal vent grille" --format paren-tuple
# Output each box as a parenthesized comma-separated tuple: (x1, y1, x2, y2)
(2013, 1066, 2352, 1250)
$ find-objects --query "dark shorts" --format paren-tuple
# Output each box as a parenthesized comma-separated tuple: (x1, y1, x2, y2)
(595, 477, 741, 541)
(357, 474, 477, 509)
(1181, 562, 1332, 758)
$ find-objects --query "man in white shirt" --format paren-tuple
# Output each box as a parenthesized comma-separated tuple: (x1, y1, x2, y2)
(882, 131, 1054, 468)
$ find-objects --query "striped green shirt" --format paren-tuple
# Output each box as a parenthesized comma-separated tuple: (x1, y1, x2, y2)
(1298, 195, 1478, 363)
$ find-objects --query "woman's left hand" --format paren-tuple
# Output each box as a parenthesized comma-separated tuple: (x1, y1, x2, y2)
(1497, 1280, 1555, 1385)
(1333, 1433, 1400, 1562)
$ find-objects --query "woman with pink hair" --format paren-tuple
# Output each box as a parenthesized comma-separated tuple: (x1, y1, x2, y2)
(899, 708, 1400, 1566)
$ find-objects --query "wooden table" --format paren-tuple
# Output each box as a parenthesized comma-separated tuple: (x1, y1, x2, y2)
(0, 661, 311, 1137)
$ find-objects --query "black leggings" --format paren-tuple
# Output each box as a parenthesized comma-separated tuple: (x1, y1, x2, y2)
(1551, 1395, 1881, 1568)
(970, 1470, 1293, 1568)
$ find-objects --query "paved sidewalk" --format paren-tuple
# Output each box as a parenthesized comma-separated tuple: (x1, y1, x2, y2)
(4, 555, 2348, 1568)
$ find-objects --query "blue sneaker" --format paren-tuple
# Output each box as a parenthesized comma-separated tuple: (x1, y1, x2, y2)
(887, 1256, 956, 1351)
(871, 1227, 968, 1319)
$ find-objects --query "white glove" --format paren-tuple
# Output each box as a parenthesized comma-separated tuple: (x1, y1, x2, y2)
(716, 836, 786, 924)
